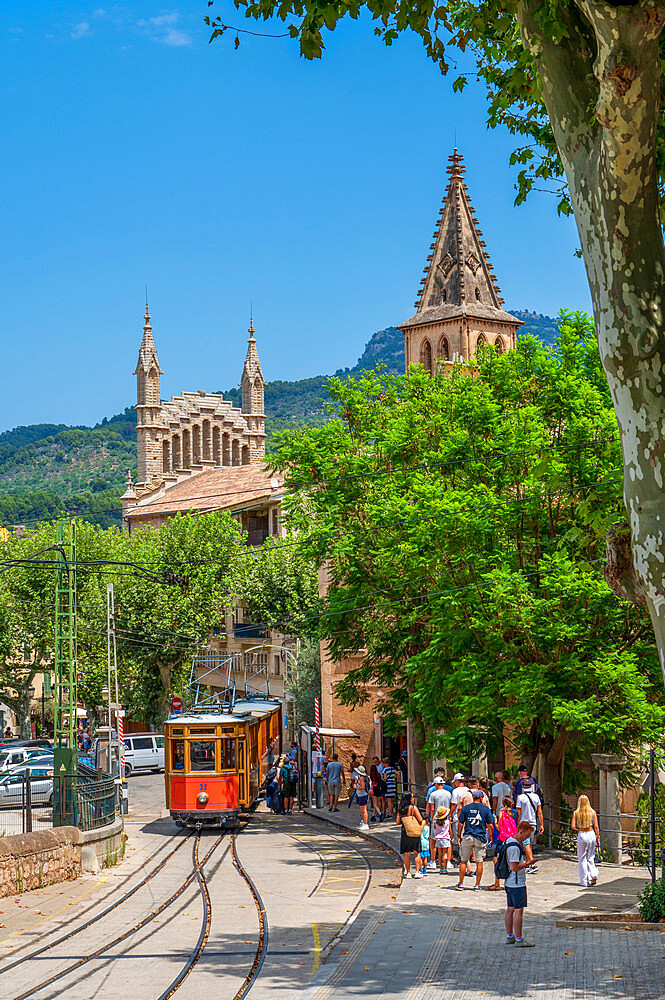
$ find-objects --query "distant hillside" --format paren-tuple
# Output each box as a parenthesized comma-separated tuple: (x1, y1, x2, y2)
(0, 314, 561, 527)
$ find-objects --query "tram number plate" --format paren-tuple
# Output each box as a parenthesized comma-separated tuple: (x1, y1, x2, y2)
(199, 783, 207, 790)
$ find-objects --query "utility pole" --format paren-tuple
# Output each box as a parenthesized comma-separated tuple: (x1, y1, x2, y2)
(106, 583, 124, 803)
(53, 519, 78, 825)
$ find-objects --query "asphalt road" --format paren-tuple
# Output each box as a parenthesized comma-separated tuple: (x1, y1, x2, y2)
(0, 773, 398, 1000)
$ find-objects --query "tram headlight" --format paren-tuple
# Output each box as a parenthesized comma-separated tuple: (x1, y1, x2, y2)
(197, 792, 209, 805)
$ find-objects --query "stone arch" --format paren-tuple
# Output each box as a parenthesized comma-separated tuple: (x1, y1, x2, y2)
(476, 333, 487, 351)
(242, 444, 250, 465)
(182, 429, 191, 468)
(192, 425, 201, 465)
(222, 432, 231, 466)
(232, 439, 240, 466)
(212, 426, 221, 465)
(475, 287, 481, 301)
(420, 338, 433, 373)
(438, 335, 450, 361)
(495, 335, 505, 355)
(162, 439, 170, 474)
(202, 420, 211, 461)
(172, 434, 181, 470)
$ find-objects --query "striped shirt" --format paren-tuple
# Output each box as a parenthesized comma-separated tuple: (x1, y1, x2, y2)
(381, 765, 396, 795)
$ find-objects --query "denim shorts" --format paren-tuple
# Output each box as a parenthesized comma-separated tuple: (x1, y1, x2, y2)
(356, 793, 369, 805)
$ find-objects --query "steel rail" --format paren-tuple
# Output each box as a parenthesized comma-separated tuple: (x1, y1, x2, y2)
(0, 832, 194, 975)
(229, 831, 269, 1000)
(156, 832, 214, 1000)
(9, 833, 224, 1000)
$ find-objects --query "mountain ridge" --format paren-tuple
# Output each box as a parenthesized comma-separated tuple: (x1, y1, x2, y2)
(0, 310, 561, 525)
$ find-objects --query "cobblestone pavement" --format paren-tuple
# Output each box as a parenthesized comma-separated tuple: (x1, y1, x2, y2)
(301, 805, 665, 1000)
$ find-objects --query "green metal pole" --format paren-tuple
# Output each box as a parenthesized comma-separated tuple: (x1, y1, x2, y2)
(53, 519, 78, 826)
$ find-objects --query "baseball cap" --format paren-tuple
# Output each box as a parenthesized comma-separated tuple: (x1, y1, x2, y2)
(472, 788, 484, 799)
(453, 772, 465, 782)
(433, 775, 444, 784)
(522, 777, 533, 787)
(518, 764, 528, 772)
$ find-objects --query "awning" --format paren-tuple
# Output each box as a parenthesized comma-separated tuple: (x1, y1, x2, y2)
(300, 726, 358, 738)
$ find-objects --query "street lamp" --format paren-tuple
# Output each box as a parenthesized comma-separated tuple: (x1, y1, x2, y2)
(28, 685, 35, 739)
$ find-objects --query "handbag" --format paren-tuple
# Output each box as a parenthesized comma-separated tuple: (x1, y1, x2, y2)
(402, 812, 425, 838)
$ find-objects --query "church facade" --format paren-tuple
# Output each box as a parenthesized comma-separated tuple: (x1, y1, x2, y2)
(399, 149, 521, 373)
(132, 305, 266, 492)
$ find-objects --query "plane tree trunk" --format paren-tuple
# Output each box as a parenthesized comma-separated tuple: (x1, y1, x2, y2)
(517, 0, 665, 678)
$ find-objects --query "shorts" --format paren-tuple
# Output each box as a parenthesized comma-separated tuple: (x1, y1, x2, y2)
(356, 793, 369, 806)
(282, 781, 297, 797)
(505, 885, 527, 909)
(328, 781, 341, 796)
(435, 838, 451, 848)
(460, 835, 487, 863)
(524, 836, 533, 847)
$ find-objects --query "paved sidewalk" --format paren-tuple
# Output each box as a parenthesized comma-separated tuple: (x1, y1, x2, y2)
(302, 805, 664, 999)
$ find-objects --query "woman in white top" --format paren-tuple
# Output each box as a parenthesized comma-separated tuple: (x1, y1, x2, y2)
(571, 795, 600, 887)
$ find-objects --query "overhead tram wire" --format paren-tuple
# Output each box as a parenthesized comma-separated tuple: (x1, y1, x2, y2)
(0, 432, 622, 529)
(0, 474, 625, 584)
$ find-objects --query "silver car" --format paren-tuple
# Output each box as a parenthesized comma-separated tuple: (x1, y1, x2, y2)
(0, 761, 54, 806)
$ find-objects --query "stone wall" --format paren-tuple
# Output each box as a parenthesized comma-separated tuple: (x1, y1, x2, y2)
(0, 827, 81, 897)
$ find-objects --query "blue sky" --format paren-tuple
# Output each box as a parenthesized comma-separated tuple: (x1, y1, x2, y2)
(0, 4, 592, 433)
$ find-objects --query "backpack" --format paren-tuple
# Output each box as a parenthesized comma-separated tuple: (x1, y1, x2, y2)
(281, 764, 295, 784)
(498, 807, 517, 841)
(495, 837, 525, 881)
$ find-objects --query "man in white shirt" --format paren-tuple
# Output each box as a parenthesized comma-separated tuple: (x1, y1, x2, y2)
(516, 778, 544, 873)
(427, 776, 452, 869)
(449, 774, 470, 861)
(491, 771, 512, 813)
(504, 820, 535, 947)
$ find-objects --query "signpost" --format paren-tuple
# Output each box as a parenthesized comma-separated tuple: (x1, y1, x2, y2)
(170, 696, 183, 714)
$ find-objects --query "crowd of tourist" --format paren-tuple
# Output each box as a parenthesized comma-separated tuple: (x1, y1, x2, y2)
(264, 745, 601, 948)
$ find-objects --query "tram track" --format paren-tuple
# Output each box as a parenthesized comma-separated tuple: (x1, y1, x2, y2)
(7, 832, 225, 1000)
(0, 830, 194, 976)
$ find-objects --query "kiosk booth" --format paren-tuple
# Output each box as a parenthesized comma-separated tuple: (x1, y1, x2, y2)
(298, 724, 358, 807)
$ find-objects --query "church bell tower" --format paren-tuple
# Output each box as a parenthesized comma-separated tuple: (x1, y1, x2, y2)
(241, 317, 266, 462)
(134, 302, 164, 487)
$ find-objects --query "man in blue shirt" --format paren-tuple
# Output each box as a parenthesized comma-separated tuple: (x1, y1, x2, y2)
(457, 789, 494, 890)
(513, 764, 543, 804)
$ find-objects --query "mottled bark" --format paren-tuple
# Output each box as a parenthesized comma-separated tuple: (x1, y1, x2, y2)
(517, 0, 665, 679)
(157, 660, 172, 723)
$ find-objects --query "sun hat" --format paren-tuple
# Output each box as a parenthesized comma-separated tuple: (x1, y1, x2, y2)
(436, 805, 449, 819)
(355, 764, 367, 776)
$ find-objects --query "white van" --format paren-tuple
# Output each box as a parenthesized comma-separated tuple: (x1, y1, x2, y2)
(122, 734, 165, 776)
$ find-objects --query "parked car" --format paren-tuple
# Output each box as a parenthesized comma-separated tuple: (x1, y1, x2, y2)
(0, 738, 51, 751)
(0, 761, 54, 807)
(122, 734, 165, 776)
(0, 746, 53, 772)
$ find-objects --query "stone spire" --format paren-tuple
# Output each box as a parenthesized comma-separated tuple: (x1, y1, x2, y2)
(134, 302, 164, 488)
(414, 148, 505, 313)
(241, 315, 265, 415)
(133, 302, 163, 384)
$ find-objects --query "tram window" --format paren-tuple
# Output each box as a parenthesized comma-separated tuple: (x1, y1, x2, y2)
(221, 739, 236, 770)
(190, 740, 216, 771)
(172, 740, 185, 771)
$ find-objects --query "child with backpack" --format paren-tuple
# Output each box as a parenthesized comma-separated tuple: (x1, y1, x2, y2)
(491, 795, 518, 890)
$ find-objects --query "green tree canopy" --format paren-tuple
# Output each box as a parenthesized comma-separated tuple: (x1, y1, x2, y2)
(271, 312, 665, 799)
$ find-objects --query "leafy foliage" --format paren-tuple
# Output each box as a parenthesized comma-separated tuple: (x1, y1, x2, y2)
(638, 875, 665, 923)
(270, 312, 665, 795)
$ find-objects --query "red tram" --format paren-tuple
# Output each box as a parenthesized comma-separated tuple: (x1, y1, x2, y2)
(164, 697, 282, 827)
